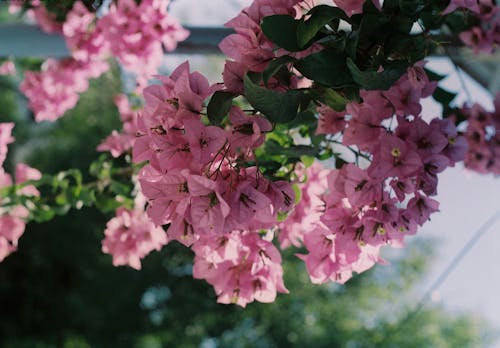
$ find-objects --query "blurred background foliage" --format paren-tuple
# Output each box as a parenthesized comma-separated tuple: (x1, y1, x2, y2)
(0, 65, 496, 348)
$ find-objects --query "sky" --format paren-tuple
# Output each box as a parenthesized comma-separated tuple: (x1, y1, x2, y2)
(419, 58, 500, 343)
(169, 1, 500, 344)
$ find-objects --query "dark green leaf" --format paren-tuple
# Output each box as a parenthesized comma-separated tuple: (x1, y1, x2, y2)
(357, 13, 390, 51)
(346, 58, 407, 90)
(243, 74, 302, 124)
(110, 181, 132, 196)
(295, 49, 354, 87)
(335, 156, 348, 169)
(317, 148, 333, 160)
(265, 140, 318, 159)
(207, 91, 237, 125)
(296, 5, 349, 48)
(399, 0, 430, 16)
(424, 68, 446, 81)
(94, 195, 122, 213)
(261, 15, 301, 51)
(322, 89, 348, 111)
(433, 86, 456, 105)
(289, 109, 317, 128)
(263, 56, 295, 85)
(31, 204, 56, 223)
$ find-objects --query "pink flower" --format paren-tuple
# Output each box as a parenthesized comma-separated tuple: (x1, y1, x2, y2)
(333, 0, 382, 15)
(333, 0, 366, 16)
(396, 117, 448, 156)
(0, 123, 14, 167)
(343, 103, 384, 150)
(316, 105, 346, 135)
(0, 124, 41, 263)
(342, 164, 382, 207)
(15, 163, 42, 197)
(98, 0, 188, 82)
(443, 0, 481, 15)
(369, 134, 422, 180)
(228, 106, 272, 155)
(278, 162, 328, 249)
(97, 131, 136, 158)
(222, 61, 247, 94)
(102, 194, 168, 270)
(184, 119, 227, 166)
(188, 175, 230, 235)
(0, 214, 25, 262)
(193, 231, 288, 307)
(0, 61, 16, 76)
(29, 3, 63, 34)
(63, 2, 108, 62)
(406, 194, 440, 226)
(20, 58, 109, 122)
(97, 95, 139, 157)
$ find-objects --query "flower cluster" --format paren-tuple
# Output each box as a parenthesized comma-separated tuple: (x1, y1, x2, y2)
(455, 0, 500, 53)
(277, 162, 329, 249)
(99, 0, 189, 87)
(0, 123, 41, 262)
(19, 0, 188, 121)
(462, 93, 500, 175)
(26, 0, 64, 34)
(6, 0, 499, 306)
(443, 0, 482, 14)
(133, 62, 294, 305)
(20, 58, 109, 122)
(0, 61, 16, 76)
(125, 0, 486, 305)
(298, 65, 468, 284)
(192, 231, 287, 307)
(102, 193, 168, 270)
(219, 0, 313, 93)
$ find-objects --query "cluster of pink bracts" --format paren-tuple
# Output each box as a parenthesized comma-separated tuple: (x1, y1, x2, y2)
(17, 0, 188, 122)
(0, 124, 41, 262)
(462, 94, 500, 174)
(1, 0, 499, 307)
(100, 0, 470, 306)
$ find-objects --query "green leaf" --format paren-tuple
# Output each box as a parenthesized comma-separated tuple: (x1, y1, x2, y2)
(243, 74, 302, 124)
(262, 56, 296, 85)
(31, 204, 56, 223)
(322, 89, 348, 111)
(110, 181, 132, 196)
(334, 156, 347, 169)
(292, 183, 302, 205)
(357, 13, 390, 50)
(424, 68, 445, 81)
(433, 86, 456, 105)
(288, 109, 317, 128)
(300, 155, 315, 168)
(317, 148, 333, 160)
(76, 188, 96, 208)
(346, 58, 407, 90)
(296, 5, 349, 48)
(207, 91, 236, 125)
(264, 140, 318, 159)
(295, 49, 354, 87)
(94, 195, 122, 213)
(399, 0, 430, 16)
(261, 15, 301, 51)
